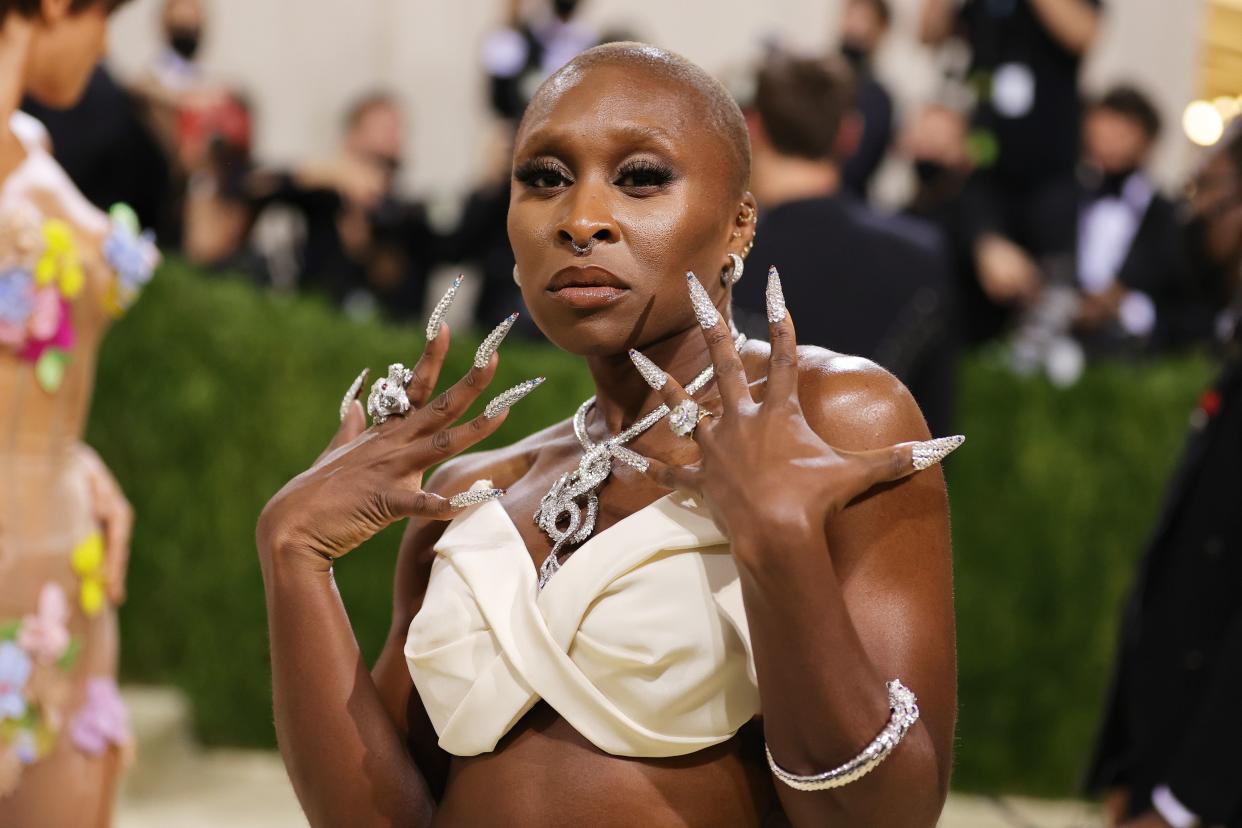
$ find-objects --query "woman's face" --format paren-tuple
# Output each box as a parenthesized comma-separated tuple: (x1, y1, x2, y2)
(24, 3, 109, 109)
(509, 64, 749, 356)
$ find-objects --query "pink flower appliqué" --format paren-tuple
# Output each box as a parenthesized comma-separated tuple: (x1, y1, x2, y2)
(69, 677, 129, 757)
(16, 293, 72, 364)
(16, 584, 70, 664)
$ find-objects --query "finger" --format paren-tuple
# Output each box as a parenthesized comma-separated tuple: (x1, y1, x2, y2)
(411, 354, 504, 434)
(317, 387, 365, 469)
(612, 447, 704, 495)
(417, 405, 512, 465)
(687, 272, 750, 408)
(851, 435, 966, 490)
(628, 350, 712, 442)
(762, 266, 799, 403)
(406, 323, 451, 408)
(383, 487, 504, 522)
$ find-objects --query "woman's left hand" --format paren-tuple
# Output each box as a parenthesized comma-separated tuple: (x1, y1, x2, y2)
(76, 443, 134, 606)
(629, 270, 962, 542)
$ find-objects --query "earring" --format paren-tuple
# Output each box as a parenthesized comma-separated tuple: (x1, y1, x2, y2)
(512, 264, 520, 286)
(721, 252, 744, 286)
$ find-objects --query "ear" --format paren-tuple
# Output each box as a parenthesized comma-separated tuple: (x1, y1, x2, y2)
(40, 0, 74, 23)
(836, 112, 863, 162)
(726, 191, 759, 262)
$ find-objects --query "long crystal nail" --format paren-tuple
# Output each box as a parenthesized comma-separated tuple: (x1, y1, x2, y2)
(628, 349, 667, 390)
(474, 312, 519, 369)
(912, 435, 965, 470)
(686, 272, 720, 329)
(484, 377, 545, 419)
(766, 265, 787, 324)
(610, 445, 650, 474)
(340, 368, 369, 422)
(449, 487, 505, 509)
(425, 273, 464, 340)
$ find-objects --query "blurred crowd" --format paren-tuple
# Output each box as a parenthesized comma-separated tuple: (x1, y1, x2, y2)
(21, 0, 1239, 428)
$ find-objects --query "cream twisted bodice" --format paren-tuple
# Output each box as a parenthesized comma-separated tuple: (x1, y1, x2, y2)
(404, 483, 760, 758)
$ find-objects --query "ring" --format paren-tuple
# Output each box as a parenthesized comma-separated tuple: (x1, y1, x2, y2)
(366, 363, 414, 424)
(668, 399, 710, 437)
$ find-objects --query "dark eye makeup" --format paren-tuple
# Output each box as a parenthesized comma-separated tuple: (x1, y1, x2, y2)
(513, 155, 679, 194)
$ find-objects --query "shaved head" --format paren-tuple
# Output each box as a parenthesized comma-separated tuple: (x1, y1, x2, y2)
(519, 42, 751, 196)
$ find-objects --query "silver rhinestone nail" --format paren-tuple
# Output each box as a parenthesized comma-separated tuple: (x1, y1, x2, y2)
(484, 377, 545, 419)
(425, 273, 464, 340)
(766, 266, 787, 324)
(628, 349, 667, 390)
(686, 272, 720, 329)
(475, 312, 519, 369)
(449, 488, 505, 509)
(339, 368, 368, 422)
(912, 435, 965, 470)
(610, 445, 650, 474)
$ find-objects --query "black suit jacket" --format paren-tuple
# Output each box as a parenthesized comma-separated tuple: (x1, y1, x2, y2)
(733, 194, 958, 435)
(1087, 330, 1242, 825)
(1025, 172, 1210, 350)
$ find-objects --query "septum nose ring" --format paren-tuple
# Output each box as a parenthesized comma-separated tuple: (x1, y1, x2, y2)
(570, 238, 595, 256)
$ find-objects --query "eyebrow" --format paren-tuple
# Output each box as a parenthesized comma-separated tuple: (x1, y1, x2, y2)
(517, 122, 678, 159)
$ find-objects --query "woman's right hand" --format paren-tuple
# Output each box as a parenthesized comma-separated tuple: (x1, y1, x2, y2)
(256, 324, 523, 564)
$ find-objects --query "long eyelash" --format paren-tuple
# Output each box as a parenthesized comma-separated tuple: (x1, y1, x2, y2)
(513, 158, 570, 186)
(616, 159, 677, 187)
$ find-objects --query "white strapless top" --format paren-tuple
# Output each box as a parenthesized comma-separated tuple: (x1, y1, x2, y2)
(404, 482, 760, 758)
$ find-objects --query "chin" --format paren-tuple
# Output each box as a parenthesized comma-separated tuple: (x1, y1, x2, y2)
(527, 303, 639, 358)
(26, 77, 91, 110)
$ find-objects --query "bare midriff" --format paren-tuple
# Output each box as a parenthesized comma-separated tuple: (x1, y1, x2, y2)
(432, 703, 777, 827)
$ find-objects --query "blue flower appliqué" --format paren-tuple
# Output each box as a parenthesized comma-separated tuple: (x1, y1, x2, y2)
(0, 268, 35, 325)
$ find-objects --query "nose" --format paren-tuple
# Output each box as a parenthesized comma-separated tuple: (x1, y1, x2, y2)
(555, 182, 619, 253)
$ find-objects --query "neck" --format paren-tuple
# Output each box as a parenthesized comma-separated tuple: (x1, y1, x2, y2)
(581, 311, 733, 448)
(0, 18, 33, 180)
(754, 155, 840, 208)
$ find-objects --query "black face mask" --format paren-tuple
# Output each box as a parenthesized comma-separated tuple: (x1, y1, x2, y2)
(914, 160, 951, 187)
(552, 0, 579, 20)
(169, 27, 201, 60)
(840, 41, 868, 69)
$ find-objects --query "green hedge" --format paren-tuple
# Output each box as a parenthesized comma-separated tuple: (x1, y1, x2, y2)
(86, 264, 1214, 797)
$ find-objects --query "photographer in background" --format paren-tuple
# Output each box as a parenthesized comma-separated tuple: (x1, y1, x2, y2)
(1088, 121, 1242, 828)
(183, 92, 445, 320)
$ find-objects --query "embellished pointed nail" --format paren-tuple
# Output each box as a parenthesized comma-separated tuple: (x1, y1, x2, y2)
(610, 445, 650, 474)
(449, 487, 506, 509)
(484, 377, 545, 419)
(425, 273, 464, 340)
(766, 265, 787, 324)
(628, 349, 667, 390)
(340, 368, 369, 422)
(912, 435, 965, 470)
(686, 272, 720, 329)
(474, 312, 519, 369)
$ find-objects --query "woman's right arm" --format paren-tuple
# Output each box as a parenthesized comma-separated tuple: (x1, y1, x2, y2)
(256, 329, 525, 827)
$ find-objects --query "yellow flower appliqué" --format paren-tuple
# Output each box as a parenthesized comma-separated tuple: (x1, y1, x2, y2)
(70, 533, 106, 617)
(34, 220, 84, 301)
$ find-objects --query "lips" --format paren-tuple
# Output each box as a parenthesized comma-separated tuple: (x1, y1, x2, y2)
(545, 265, 631, 310)
(547, 266, 630, 292)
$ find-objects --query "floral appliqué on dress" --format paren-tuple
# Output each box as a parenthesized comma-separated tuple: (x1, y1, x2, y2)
(0, 202, 158, 393)
(0, 581, 129, 799)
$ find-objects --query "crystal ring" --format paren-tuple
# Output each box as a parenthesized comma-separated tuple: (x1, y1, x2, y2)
(668, 399, 710, 437)
(367, 363, 414, 424)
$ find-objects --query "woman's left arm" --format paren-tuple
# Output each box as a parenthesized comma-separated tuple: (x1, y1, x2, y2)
(635, 273, 957, 827)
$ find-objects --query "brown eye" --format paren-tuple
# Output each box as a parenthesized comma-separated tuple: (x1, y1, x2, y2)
(514, 160, 572, 191)
(615, 161, 676, 191)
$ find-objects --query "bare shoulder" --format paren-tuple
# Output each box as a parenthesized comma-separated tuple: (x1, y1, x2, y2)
(745, 341, 931, 450)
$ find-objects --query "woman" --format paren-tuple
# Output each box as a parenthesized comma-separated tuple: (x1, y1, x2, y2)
(0, 0, 157, 824)
(259, 43, 957, 827)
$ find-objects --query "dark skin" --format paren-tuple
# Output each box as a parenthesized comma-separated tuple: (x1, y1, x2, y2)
(257, 56, 956, 827)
